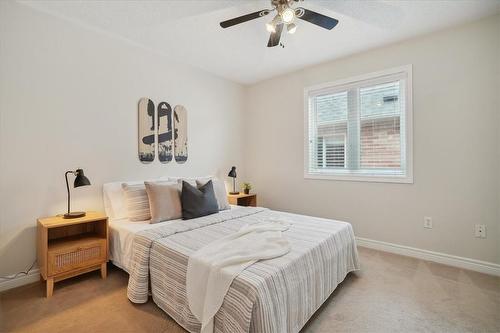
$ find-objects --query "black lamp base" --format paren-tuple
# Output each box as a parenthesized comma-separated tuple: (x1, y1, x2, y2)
(64, 211, 86, 219)
(229, 191, 240, 195)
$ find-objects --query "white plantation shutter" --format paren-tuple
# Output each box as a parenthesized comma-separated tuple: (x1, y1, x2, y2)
(305, 66, 412, 183)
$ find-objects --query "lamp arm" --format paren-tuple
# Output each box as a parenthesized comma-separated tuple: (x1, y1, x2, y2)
(65, 170, 75, 214)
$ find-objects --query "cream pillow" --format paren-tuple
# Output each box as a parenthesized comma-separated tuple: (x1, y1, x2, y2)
(196, 178, 230, 211)
(144, 181, 182, 223)
(121, 183, 151, 222)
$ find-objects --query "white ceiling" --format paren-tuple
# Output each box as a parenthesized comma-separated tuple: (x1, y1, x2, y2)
(20, 0, 500, 85)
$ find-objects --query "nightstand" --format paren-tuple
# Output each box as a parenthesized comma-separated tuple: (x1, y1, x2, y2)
(37, 211, 108, 297)
(227, 193, 257, 207)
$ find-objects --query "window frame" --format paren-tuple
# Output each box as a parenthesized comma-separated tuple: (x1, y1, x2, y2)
(303, 65, 413, 184)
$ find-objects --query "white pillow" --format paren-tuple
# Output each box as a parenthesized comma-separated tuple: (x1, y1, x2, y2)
(167, 176, 213, 183)
(166, 176, 213, 189)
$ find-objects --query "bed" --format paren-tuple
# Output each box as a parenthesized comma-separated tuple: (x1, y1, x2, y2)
(108, 205, 244, 273)
(104, 181, 360, 333)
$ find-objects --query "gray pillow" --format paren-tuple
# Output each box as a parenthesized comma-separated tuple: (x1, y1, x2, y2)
(196, 178, 230, 211)
(181, 180, 218, 220)
(144, 181, 182, 223)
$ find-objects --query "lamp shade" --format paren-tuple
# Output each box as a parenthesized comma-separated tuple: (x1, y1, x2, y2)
(228, 166, 237, 178)
(74, 169, 91, 188)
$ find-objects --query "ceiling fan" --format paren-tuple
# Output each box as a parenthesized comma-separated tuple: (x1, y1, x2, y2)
(220, 0, 339, 48)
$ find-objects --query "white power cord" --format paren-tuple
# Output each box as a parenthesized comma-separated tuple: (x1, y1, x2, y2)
(0, 260, 37, 281)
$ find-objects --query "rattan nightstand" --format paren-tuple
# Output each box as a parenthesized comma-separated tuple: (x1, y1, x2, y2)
(37, 212, 108, 297)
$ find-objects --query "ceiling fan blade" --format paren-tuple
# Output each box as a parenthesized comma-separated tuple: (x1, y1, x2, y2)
(267, 23, 283, 47)
(220, 9, 270, 28)
(296, 7, 338, 30)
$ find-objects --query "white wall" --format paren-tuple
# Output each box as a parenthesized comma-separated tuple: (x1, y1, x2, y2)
(0, 2, 245, 276)
(244, 15, 500, 264)
(1, 2, 498, 280)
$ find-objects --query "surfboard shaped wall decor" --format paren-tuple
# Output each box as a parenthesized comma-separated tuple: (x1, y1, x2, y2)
(173, 105, 188, 163)
(157, 101, 173, 163)
(138, 97, 155, 163)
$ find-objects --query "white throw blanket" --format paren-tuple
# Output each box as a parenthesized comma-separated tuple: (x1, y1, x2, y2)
(186, 218, 292, 333)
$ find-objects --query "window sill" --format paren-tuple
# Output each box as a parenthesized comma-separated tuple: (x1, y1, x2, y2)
(304, 172, 413, 184)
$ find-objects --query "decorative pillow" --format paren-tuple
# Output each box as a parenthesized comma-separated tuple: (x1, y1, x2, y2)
(176, 178, 197, 187)
(181, 180, 218, 220)
(167, 176, 213, 187)
(196, 178, 230, 211)
(144, 181, 182, 223)
(121, 183, 151, 222)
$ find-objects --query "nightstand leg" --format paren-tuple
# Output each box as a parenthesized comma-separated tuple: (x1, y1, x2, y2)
(46, 278, 54, 298)
(100, 263, 107, 279)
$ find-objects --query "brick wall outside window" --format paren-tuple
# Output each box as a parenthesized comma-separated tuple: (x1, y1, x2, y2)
(360, 116, 401, 168)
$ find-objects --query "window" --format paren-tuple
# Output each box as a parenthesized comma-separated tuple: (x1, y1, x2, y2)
(305, 66, 413, 183)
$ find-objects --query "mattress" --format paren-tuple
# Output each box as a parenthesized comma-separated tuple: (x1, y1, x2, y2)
(126, 206, 359, 333)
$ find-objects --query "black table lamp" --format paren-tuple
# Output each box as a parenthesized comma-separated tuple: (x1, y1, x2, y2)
(64, 168, 91, 219)
(227, 166, 239, 195)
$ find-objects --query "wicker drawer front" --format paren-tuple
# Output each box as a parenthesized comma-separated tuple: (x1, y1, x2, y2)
(48, 239, 106, 276)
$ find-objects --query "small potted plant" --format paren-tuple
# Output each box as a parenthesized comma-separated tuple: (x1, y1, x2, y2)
(241, 182, 252, 195)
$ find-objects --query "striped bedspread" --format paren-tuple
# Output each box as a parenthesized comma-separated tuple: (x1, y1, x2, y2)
(127, 207, 360, 333)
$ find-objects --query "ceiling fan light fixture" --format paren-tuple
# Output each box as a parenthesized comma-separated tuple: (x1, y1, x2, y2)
(266, 14, 281, 33)
(281, 7, 295, 24)
(219, 2, 339, 48)
(266, 21, 276, 32)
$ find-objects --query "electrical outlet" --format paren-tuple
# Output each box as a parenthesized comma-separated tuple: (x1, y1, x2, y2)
(475, 224, 486, 238)
(424, 216, 433, 229)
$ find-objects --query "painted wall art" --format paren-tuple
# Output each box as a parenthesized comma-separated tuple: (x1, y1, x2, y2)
(138, 97, 155, 163)
(157, 102, 173, 163)
(138, 98, 187, 164)
(174, 105, 188, 163)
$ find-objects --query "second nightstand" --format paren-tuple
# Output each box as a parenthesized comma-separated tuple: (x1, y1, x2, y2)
(227, 193, 257, 207)
(37, 211, 108, 297)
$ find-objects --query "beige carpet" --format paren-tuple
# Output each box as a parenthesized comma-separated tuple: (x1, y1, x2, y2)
(1, 247, 499, 333)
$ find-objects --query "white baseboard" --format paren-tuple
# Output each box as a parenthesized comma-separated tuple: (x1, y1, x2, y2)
(0, 268, 40, 293)
(356, 237, 500, 277)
